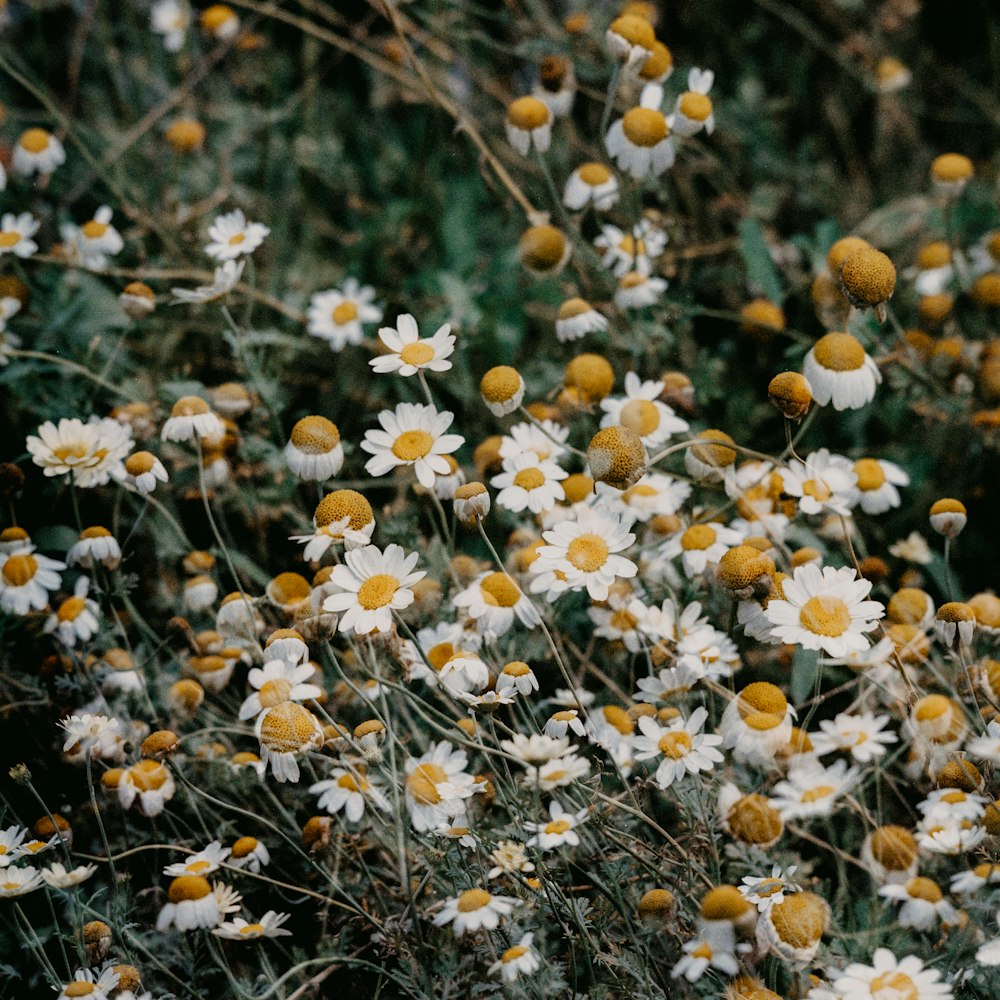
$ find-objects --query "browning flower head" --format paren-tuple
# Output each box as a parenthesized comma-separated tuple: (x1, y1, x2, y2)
(768, 371, 813, 420)
(314, 490, 373, 530)
(839, 247, 896, 310)
(518, 224, 570, 276)
(587, 425, 647, 490)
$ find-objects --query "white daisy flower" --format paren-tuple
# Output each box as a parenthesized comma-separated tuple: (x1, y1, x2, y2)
(492, 452, 567, 514)
(770, 759, 859, 820)
(633, 706, 724, 788)
(500, 732, 570, 764)
(543, 709, 587, 740)
(802, 332, 882, 411)
(361, 402, 464, 490)
(0, 867, 44, 898)
(238, 659, 322, 720)
(161, 395, 224, 443)
(606, 14, 655, 65)
(0, 826, 26, 867)
(526, 799, 589, 849)
(489, 932, 541, 983)
(853, 457, 909, 514)
(951, 862, 1000, 894)
(164, 841, 230, 878)
(499, 419, 569, 465)
(152, 0, 190, 51)
(765, 563, 884, 657)
(599, 372, 688, 446)
(26, 416, 132, 487)
(504, 96, 552, 155)
(12, 129, 65, 177)
(632, 662, 702, 703)
(285, 416, 343, 482)
(156, 876, 241, 931)
(44, 577, 100, 647)
(74, 205, 125, 268)
(310, 765, 391, 822)
(255, 701, 324, 783)
(452, 571, 540, 639)
(606, 88, 675, 179)
(323, 543, 425, 635)
(40, 862, 97, 888)
(205, 208, 270, 260)
(292, 488, 376, 560)
(917, 819, 985, 855)
(563, 163, 619, 211)
(833, 948, 953, 999)
(171, 259, 244, 304)
(879, 877, 959, 931)
(118, 759, 176, 816)
(669, 68, 716, 136)
(614, 272, 668, 309)
(523, 752, 590, 790)
(0, 550, 66, 615)
(671, 934, 740, 982)
(67, 527, 122, 570)
(660, 521, 744, 578)
(369, 313, 455, 377)
(918, 787, 986, 823)
(811, 710, 897, 763)
(604, 472, 691, 524)
(966, 719, 1000, 764)
(739, 866, 800, 912)
(555, 297, 609, 342)
(595, 220, 667, 278)
(200, 3, 240, 38)
(719, 681, 794, 764)
(213, 911, 292, 940)
(55, 967, 119, 1000)
(781, 448, 859, 516)
(228, 836, 270, 873)
(530, 506, 637, 601)
(433, 888, 519, 937)
(307, 279, 382, 350)
(404, 741, 484, 832)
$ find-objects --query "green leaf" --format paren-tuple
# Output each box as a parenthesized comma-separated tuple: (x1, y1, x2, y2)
(739, 217, 783, 303)
(791, 646, 820, 704)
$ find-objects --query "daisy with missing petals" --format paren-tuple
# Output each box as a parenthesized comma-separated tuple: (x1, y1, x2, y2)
(324, 543, 425, 635)
(660, 521, 744, 579)
(770, 759, 859, 820)
(504, 96, 552, 155)
(563, 163, 619, 212)
(671, 934, 741, 983)
(160, 396, 224, 443)
(719, 681, 794, 764)
(595, 220, 667, 278)
(122, 451, 168, 494)
(307, 279, 382, 351)
(525, 800, 589, 849)
(853, 457, 909, 515)
(614, 271, 668, 309)
(780, 448, 859, 516)
(879, 878, 959, 931)
(214, 911, 292, 940)
(285, 416, 343, 481)
(0, 213, 40, 259)
(310, 765, 391, 822)
(156, 876, 241, 931)
(205, 209, 270, 261)
(27, 416, 133, 487)
(802, 332, 882, 411)
(293, 489, 376, 559)
(606, 89, 675, 179)
(555, 297, 609, 342)
(669, 68, 716, 137)
(73, 206, 124, 269)
(433, 888, 519, 937)
(453, 571, 540, 639)
(361, 402, 464, 489)
(739, 866, 800, 912)
(490, 932, 541, 983)
(55, 967, 119, 1000)
(492, 453, 567, 514)
(600, 372, 689, 447)
(118, 760, 175, 815)
(812, 710, 897, 763)
(765, 563, 884, 657)
(530, 507, 637, 601)
(633, 707, 724, 788)
(12, 129, 66, 177)
(171, 260, 244, 304)
(833, 948, 953, 1000)
(255, 701, 324, 783)
(238, 659, 322, 720)
(0, 550, 66, 615)
(370, 314, 455, 377)
(41, 863, 97, 889)
(44, 577, 100, 647)
(164, 841, 230, 878)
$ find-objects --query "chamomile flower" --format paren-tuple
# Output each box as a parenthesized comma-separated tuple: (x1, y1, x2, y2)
(803, 332, 882, 411)
(12, 129, 65, 177)
(0, 213, 39, 259)
(606, 88, 675, 178)
(499, 420, 569, 464)
(453, 571, 540, 639)
(228, 836, 270, 873)
(951, 862, 1000, 894)
(433, 888, 519, 937)
(118, 759, 176, 816)
(853, 458, 909, 514)
(530, 507, 637, 601)
(500, 733, 570, 765)
(171, 260, 244, 304)
(121, 451, 168, 494)
(812, 711, 897, 763)
(370, 314, 455, 377)
(60, 713, 122, 757)
(67, 527, 122, 571)
(719, 681, 794, 765)
(563, 163, 619, 212)
(27, 416, 132, 486)
(660, 521, 744, 578)
(489, 933, 540, 983)
(505, 96, 552, 155)
(293, 489, 376, 559)
(523, 752, 590, 790)
(255, 701, 324, 784)
(771, 759, 859, 820)
(361, 402, 464, 489)
(307, 280, 382, 350)
(879, 878, 959, 931)
(543, 710, 587, 739)
(833, 948, 953, 1000)
(156, 876, 241, 931)
(670, 69, 717, 137)
(614, 272, 668, 309)
(0, 827, 26, 867)
(492, 453, 567, 514)
(41, 863, 97, 888)
(152, 0, 190, 51)
(966, 720, 1000, 764)
(526, 800, 589, 850)
(555, 297, 609, 342)
(285, 416, 343, 481)
(214, 911, 292, 940)
(633, 707, 724, 788)
(765, 563, 884, 657)
(0, 550, 65, 614)
(205, 209, 270, 260)
(310, 765, 390, 822)
(600, 372, 689, 446)
(55, 967, 119, 1000)
(323, 543, 424, 635)
(73, 206, 124, 268)
(671, 935, 740, 982)
(161, 396, 224, 443)
(404, 741, 484, 832)
(756, 892, 829, 963)
(163, 842, 230, 878)
(595, 221, 667, 278)
(739, 866, 800, 912)
(606, 14, 656, 67)
(238, 659, 322, 720)
(0, 867, 43, 898)
(44, 577, 100, 647)
(780, 449, 859, 516)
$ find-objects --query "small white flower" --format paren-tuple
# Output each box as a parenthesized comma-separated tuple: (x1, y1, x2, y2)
(563, 163, 619, 211)
(152, 0, 190, 51)
(205, 208, 270, 260)
(361, 402, 464, 489)
(238, 659, 322, 720)
(600, 372, 688, 447)
(307, 279, 382, 350)
(489, 932, 541, 983)
(525, 799, 589, 849)
(803, 332, 882, 411)
(492, 453, 567, 514)
(164, 841, 230, 878)
(668, 68, 716, 137)
(40, 862, 97, 888)
(310, 765, 391, 822)
(12, 129, 65, 177)
(171, 260, 244, 304)
(811, 710, 897, 763)
(26, 416, 132, 487)
(615, 271, 668, 309)
(606, 89, 674, 179)
(433, 888, 519, 936)
(833, 947, 953, 999)
(370, 314, 455, 377)
(739, 866, 800, 912)
(213, 911, 292, 940)
(770, 759, 859, 820)
(56, 967, 119, 1000)
(632, 706, 724, 788)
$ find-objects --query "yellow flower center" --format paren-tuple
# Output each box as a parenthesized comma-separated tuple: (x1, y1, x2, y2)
(691, 942, 713, 960)
(502, 944, 528, 963)
(3, 554, 37, 586)
(801, 478, 832, 502)
(869, 972, 918, 1000)
(622, 107, 668, 147)
(578, 162, 611, 186)
(81, 220, 109, 239)
(57, 596, 87, 622)
(64, 984, 96, 997)
(544, 819, 572, 835)
(513, 467, 546, 491)
(566, 533, 610, 572)
(801, 785, 836, 803)
(480, 365, 522, 402)
(799, 596, 851, 637)
(681, 523, 717, 551)
(456, 888, 491, 912)
(167, 874, 212, 902)
(480, 573, 521, 607)
(0, 232, 22, 248)
(332, 301, 359, 325)
(679, 91, 712, 121)
(337, 773, 368, 792)
(755, 879, 784, 897)
(399, 341, 436, 366)
(737, 682, 787, 716)
(812, 332, 865, 371)
(356, 574, 400, 610)
(658, 730, 693, 759)
(620, 398, 661, 436)
(854, 458, 886, 491)
(406, 762, 448, 804)
(391, 430, 434, 462)
(258, 678, 293, 708)
(259, 702, 318, 752)
(240, 923, 264, 935)
(905, 876, 942, 902)
(315, 489, 372, 530)
(507, 96, 549, 130)
(187, 860, 212, 873)
(20, 128, 50, 153)
(129, 759, 170, 791)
